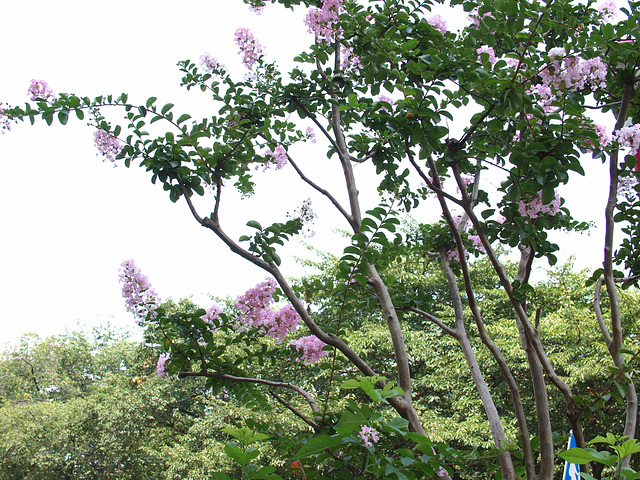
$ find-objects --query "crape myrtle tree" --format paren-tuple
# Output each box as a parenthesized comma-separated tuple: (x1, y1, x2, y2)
(3, 0, 640, 478)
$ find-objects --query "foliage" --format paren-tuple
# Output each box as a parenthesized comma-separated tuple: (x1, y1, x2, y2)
(3, 0, 640, 479)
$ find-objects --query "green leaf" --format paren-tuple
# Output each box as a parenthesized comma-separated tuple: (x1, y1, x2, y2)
(58, 110, 69, 125)
(146, 96, 157, 108)
(177, 113, 191, 125)
(294, 434, 343, 459)
(247, 220, 262, 230)
(161, 103, 174, 115)
(224, 444, 251, 465)
(340, 379, 361, 389)
(618, 439, 640, 458)
(558, 448, 598, 465)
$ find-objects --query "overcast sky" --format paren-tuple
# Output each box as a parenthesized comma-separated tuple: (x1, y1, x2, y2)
(0, 0, 618, 345)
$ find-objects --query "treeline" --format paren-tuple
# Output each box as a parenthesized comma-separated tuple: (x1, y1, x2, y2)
(1, 260, 638, 479)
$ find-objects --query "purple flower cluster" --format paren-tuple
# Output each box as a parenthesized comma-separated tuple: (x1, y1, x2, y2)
(119, 259, 161, 323)
(234, 279, 301, 342)
(377, 95, 395, 114)
(234, 27, 264, 70)
(468, 8, 494, 28)
(201, 304, 223, 329)
(427, 14, 447, 34)
(612, 124, 640, 153)
(291, 198, 317, 237)
(468, 234, 486, 253)
(0, 106, 11, 134)
(305, 126, 316, 143)
(289, 335, 328, 365)
(262, 145, 288, 170)
(597, 0, 618, 20)
(304, 0, 344, 43)
(156, 352, 170, 377)
(340, 45, 363, 74)
(517, 191, 562, 219)
(248, 5, 264, 14)
(27, 79, 55, 102)
(359, 425, 380, 448)
(93, 129, 123, 164)
(477, 45, 497, 65)
(618, 175, 639, 199)
(541, 48, 607, 91)
(200, 52, 225, 75)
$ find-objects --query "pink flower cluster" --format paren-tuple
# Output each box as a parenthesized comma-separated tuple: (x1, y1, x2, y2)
(612, 124, 640, 153)
(597, 0, 618, 20)
(618, 174, 638, 198)
(447, 247, 467, 262)
(359, 425, 380, 448)
(200, 52, 224, 74)
(289, 335, 328, 364)
(28, 79, 55, 102)
(119, 259, 161, 323)
(262, 145, 288, 170)
(517, 191, 561, 219)
(157, 352, 170, 377)
(291, 198, 317, 237)
(540, 48, 607, 92)
(248, 5, 264, 14)
(234, 279, 301, 342)
(234, 27, 264, 70)
(305, 126, 316, 143)
(595, 123, 611, 146)
(468, 8, 494, 28)
(468, 234, 486, 253)
(201, 304, 223, 329)
(340, 45, 363, 74)
(427, 14, 447, 34)
(93, 129, 123, 163)
(438, 466, 447, 478)
(377, 95, 394, 114)
(0, 106, 11, 134)
(477, 45, 497, 65)
(304, 0, 344, 43)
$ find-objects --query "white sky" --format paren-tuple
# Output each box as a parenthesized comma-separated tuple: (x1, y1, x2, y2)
(0, 0, 617, 344)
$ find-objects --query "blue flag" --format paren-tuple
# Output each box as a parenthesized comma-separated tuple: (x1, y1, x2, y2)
(563, 430, 581, 480)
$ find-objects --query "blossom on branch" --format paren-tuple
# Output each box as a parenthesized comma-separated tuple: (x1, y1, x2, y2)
(305, 126, 316, 143)
(540, 50, 607, 92)
(93, 129, 123, 164)
(517, 192, 562, 219)
(0, 106, 11, 134)
(427, 14, 447, 34)
(262, 145, 288, 170)
(290, 198, 317, 237)
(304, 0, 344, 43)
(597, 0, 618, 20)
(27, 79, 55, 103)
(234, 279, 301, 342)
(340, 45, 363, 74)
(289, 335, 328, 364)
(201, 304, 223, 329)
(359, 425, 380, 448)
(234, 27, 264, 70)
(477, 45, 497, 65)
(156, 352, 170, 377)
(613, 124, 640, 153)
(200, 52, 225, 75)
(119, 259, 161, 323)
